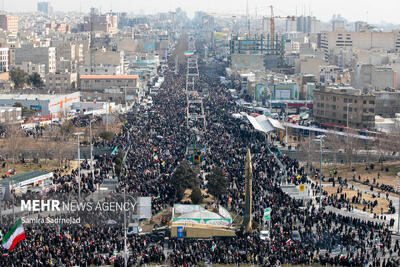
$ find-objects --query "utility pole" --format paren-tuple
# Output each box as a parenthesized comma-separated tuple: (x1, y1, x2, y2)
(89, 119, 95, 187)
(75, 132, 84, 202)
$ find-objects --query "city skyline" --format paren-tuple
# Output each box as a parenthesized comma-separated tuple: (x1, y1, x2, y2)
(1, 0, 399, 25)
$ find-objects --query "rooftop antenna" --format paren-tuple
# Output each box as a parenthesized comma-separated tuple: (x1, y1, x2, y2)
(246, 0, 250, 36)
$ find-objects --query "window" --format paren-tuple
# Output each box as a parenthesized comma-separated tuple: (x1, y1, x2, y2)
(343, 114, 347, 119)
(344, 98, 347, 103)
(369, 108, 374, 113)
(363, 109, 367, 112)
(343, 107, 347, 111)
(354, 99, 357, 103)
(333, 96, 336, 102)
(354, 108, 357, 112)
(363, 100, 367, 104)
(332, 112, 336, 117)
(349, 107, 352, 112)
(369, 100, 375, 105)
(348, 99, 353, 103)
(332, 105, 336, 110)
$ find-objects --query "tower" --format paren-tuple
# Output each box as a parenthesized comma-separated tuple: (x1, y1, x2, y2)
(243, 148, 253, 233)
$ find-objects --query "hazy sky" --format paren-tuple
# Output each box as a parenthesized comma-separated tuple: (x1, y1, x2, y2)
(4, 0, 400, 24)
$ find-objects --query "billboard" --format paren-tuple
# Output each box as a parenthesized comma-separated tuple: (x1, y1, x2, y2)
(137, 197, 152, 219)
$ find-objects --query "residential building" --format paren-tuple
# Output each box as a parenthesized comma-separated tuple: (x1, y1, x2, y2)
(79, 75, 139, 91)
(374, 90, 400, 117)
(78, 65, 122, 75)
(332, 20, 345, 31)
(79, 9, 118, 34)
(0, 14, 18, 33)
(0, 48, 9, 72)
(0, 107, 22, 124)
(296, 16, 321, 34)
(313, 86, 375, 129)
(351, 64, 396, 90)
(14, 46, 56, 73)
(13, 62, 46, 77)
(320, 30, 400, 58)
(45, 72, 78, 91)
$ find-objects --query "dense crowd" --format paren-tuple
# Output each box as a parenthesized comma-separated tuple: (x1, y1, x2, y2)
(1, 47, 400, 267)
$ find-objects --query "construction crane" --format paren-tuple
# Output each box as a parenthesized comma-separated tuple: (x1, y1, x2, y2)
(269, 5, 296, 50)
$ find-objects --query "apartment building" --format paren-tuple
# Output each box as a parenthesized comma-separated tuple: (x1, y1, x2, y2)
(320, 30, 400, 58)
(313, 86, 375, 129)
(0, 14, 18, 33)
(45, 72, 78, 91)
(79, 75, 139, 91)
(0, 48, 9, 72)
(14, 46, 56, 73)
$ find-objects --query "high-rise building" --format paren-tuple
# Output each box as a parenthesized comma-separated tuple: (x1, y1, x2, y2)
(320, 30, 400, 58)
(0, 14, 18, 33)
(332, 20, 345, 31)
(286, 18, 297, 32)
(79, 9, 118, 34)
(296, 16, 320, 34)
(37, 2, 53, 14)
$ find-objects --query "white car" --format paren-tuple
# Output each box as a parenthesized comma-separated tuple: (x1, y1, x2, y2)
(259, 230, 270, 241)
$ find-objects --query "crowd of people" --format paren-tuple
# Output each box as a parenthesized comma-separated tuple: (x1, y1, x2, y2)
(1, 42, 400, 266)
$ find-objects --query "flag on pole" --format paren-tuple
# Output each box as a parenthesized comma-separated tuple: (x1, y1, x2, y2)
(285, 239, 292, 245)
(109, 254, 116, 262)
(339, 254, 345, 260)
(1, 253, 8, 257)
(211, 242, 217, 252)
(1, 219, 25, 251)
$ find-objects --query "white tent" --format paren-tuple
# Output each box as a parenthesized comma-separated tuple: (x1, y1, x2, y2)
(246, 114, 284, 134)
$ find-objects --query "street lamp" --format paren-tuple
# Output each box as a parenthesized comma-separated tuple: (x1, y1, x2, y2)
(313, 135, 325, 209)
(113, 190, 137, 267)
(74, 132, 84, 202)
(89, 119, 95, 188)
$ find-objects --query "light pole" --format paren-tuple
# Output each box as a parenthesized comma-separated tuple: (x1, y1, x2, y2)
(346, 103, 352, 165)
(313, 136, 324, 208)
(74, 132, 84, 202)
(114, 190, 136, 267)
(89, 119, 95, 189)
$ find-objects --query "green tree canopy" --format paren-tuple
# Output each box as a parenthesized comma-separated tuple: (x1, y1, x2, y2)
(206, 167, 228, 198)
(10, 68, 29, 89)
(172, 160, 199, 200)
(29, 72, 44, 88)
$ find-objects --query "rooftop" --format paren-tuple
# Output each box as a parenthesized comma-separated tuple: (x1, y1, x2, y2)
(80, 75, 139, 80)
(0, 171, 51, 185)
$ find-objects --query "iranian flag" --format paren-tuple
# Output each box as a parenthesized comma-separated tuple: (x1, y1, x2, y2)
(2, 219, 25, 251)
(184, 51, 194, 57)
(109, 254, 116, 262)
(285, 239, 292, 245)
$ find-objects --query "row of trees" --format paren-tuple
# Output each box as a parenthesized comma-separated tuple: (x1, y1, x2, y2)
(10, 68, 44, 89)
(172, 161, 228, 204)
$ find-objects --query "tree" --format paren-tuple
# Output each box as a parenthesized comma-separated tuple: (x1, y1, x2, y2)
(190, 187, 203, 204)
(29, 73, 44, 88)
(206, 167, 227, 198)
(13, 102, 36, 118)
(60, 121, 74, 140)
(172, 160, 199, 200)
(10, 68, 29, 89)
